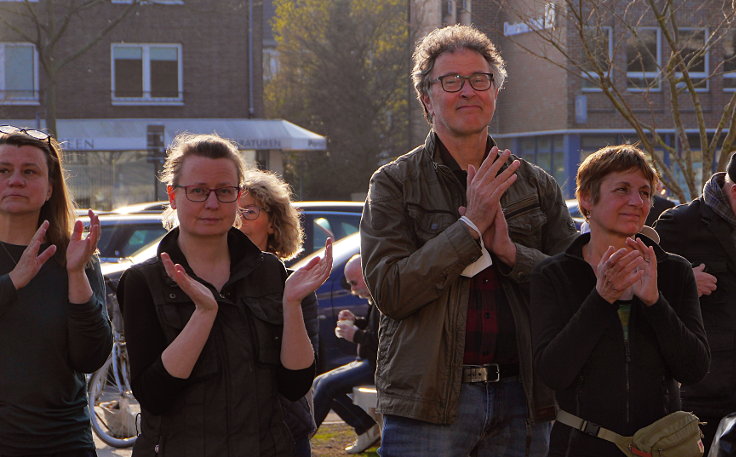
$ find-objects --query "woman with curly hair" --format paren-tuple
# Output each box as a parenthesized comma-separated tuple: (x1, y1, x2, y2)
(239, 169, 303, 261)
(239, 169, 318, 457)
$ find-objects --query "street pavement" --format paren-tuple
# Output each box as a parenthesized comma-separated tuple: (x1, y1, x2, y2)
(94, 434, 131, 457)
(94, 411, 344, 456)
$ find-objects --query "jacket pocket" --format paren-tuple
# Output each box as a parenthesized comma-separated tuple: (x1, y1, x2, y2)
(506, 197, 548, 247)
(406, 203, 457, 245)
(157, 301, 220, 381)
(244, 295, 284, 365)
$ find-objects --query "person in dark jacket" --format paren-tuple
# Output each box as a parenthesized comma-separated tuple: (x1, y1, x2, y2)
(119, 133, 332, 457)
(0, 125, 111, 456)
(654, 152, 736, 453)
(531, 144, 710, 457)
(313, 254, 380, 454)
(239, 168, 318, 457)
(645, 194, 676, 226)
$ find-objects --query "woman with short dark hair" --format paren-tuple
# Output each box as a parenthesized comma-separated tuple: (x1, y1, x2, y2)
(531, 144, 710, 457)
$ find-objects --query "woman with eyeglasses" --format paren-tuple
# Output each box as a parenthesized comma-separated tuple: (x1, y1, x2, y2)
(0, 125, 111, 457)
(239, 168, 317, 457)
(118, 133, 331, 457)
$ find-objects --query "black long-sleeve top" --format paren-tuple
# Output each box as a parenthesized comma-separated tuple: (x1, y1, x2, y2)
(531, 233, 710, 457)
(0, 243, 111, 455)
(119, 228, 314, 416)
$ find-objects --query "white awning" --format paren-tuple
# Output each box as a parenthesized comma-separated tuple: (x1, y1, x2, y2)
(6, 118, 327, 151)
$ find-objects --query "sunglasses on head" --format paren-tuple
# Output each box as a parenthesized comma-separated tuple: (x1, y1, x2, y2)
(0, 125, 53, 148)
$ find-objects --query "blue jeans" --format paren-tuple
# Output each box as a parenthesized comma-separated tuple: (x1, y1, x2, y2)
(379, 378, 551, 457)
(313, 359, 376, 435)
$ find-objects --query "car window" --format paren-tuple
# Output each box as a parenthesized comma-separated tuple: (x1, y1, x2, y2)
(122, 229, 166, 256)
(308, 214, 360, 252)
(97, 223, 167, 258)
(312, 217, 335, 252)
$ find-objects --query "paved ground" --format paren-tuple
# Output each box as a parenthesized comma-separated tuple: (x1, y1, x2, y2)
(94, 411, 345, 456)
(94, 434, 131, 457)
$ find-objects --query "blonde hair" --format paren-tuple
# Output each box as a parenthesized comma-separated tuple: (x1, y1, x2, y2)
(159, 133, 247, 230)
(241, 169, 303, 261)
(0, 131, 75, 265)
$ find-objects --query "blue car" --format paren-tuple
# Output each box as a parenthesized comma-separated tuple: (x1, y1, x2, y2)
(292, 232, 369, 374)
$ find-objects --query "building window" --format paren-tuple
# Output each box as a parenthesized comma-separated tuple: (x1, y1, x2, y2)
(111, 44, 182, 105)
(676, 28, 708, 91)
(581, 26, 612, 91)
(627, 27, 661, 91)
(724, 30, 736, 91)
(0, 43, 39, 104)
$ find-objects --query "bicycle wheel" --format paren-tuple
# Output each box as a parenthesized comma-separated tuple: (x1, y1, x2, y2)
(88, 348, 139, 448)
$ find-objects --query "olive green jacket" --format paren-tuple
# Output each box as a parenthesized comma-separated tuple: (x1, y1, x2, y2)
(360, 132, 578, 425)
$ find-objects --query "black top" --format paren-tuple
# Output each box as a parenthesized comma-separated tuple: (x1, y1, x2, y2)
(0, 243, 111, 455)
(531, 233, 710, 457)
(120, 228, 314, 414)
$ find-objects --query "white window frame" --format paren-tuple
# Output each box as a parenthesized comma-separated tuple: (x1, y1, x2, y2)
(111, 43, 183, 106)
(676, 27, 709, 92)
(0, 42, 40, 105)
(724, 29, 736, 92)
(581, 26, 613, 92)
(627, 27, 662, 92)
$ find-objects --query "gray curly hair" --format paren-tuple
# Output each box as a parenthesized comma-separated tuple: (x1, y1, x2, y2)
(412, 24, 507, 123)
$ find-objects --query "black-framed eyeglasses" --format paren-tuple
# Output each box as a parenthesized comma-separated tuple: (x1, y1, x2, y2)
(347, 279, 359, 287)
(175, 185, 241, 203)
(431, 72, 494, 93)
(238, 205, 263, 220)
(0, 125, 53, 147)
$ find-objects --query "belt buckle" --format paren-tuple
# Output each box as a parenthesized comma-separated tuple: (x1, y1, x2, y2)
(486, 363, 500, 382)
(463, 363, 501, 383)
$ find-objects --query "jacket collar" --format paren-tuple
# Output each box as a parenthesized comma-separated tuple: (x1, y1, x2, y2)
(565, 231, 668, 264)
(156, 227, 264, 286)
(421, 131, 497, 168)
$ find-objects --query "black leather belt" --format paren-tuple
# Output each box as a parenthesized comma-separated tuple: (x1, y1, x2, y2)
(461, 363, 519, 383)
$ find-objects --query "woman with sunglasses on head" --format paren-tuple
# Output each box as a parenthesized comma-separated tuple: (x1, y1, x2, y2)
(239, 168, 318, 457)
(0, 126, 111, 457)
(530, 145, 709, 457)
(118, 133, 331, 457)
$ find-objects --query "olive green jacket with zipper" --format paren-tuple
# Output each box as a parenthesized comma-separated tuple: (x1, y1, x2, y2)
(360, 132, 578, 425)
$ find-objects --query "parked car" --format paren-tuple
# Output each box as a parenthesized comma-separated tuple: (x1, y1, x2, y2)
(290, 201, 363, 266)
(566, 199, 585, 230)
(105, 199, 362, 266)
(85, 213, 168, 263)
(111, 200, 168, 214)
(292, 232, 368, 374)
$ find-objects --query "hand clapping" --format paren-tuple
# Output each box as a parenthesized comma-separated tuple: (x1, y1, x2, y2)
(66, 209, 100, 273)
(284, 238, 333, 307)
(160, 252, 218, 313)
(7, 220, 57, 289)
(595, 238, 658, 305)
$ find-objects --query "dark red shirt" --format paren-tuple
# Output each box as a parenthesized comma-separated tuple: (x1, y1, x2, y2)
(437, 139, 518, 366)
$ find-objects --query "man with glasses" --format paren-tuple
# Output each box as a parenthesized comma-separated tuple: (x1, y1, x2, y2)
(312, 254, 380, 454)
(360, 25, 577, 456)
